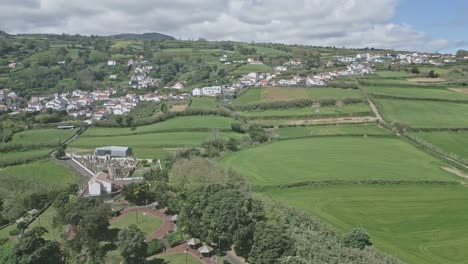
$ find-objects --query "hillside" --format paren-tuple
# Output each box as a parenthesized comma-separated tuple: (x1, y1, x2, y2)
(109, 32, 175, 40)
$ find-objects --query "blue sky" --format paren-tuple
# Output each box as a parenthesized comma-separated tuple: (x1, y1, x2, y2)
(393, 0, 468, 52)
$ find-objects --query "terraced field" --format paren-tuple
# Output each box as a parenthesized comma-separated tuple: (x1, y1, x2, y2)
(220, 136, 456, 186)
(190, 97, 217, 109)
(364, 86, 468, 101)
(264, 184, 468, 264)
(411, 131, 468, 161)
(11, 128, 76, 145)
(271, 124, 390, 139)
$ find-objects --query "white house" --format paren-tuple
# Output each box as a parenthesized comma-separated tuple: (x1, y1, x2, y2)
(202, 86, 222, 96)
(46, 98, 68, 111)
(192, 88, 201, 96)
(88, 172, 113, 196)
(107, 60, 117, 66)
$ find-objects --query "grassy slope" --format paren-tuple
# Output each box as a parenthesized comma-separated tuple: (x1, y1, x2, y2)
(220, 137, 456, 186)
(11, 128, 76, 145)
(411, 131, 468, 160)
(190, 97, 217, 109)
(241, 103, 372, 118)
(375, 99, 468, 128)
(264, 184, 468, 264)
(1, 160, 78, 185)
(83, 116, 235, 137)
(272, 124, 390, 139)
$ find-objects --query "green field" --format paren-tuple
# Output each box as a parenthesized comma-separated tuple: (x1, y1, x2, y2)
(220, 137, 456, 186)
(1, 148, 50, 162)
(375, 99, 468, 128)
(1, 160, 78, 185)
(71, 131, 243, 158)
(190, 97, 217, 109)
(264, 184, 468, 264)
(365, 86, 468, 101)
(83, 116, 234, 137)
(411, 131, 468, 161)
(241, 103, 372, 119)
(152, 253, 204, 264)
(110, 212, 163, 236)
(376, 71, 416, 78)
(232, 64, 273, 75)
(272, 124, 390, 139)
(28, 207, 62, 241)
(11, 128, 76, 145)
(236, 87, 364, 105)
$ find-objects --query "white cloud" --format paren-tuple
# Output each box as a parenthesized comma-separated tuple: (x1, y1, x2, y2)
(0, 0, 456, 52)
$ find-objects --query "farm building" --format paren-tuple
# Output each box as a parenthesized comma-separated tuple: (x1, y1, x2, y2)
(95, 146, 132, 157)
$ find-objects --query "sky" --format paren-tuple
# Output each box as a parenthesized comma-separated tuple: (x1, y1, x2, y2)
(0, 0, 466, 53)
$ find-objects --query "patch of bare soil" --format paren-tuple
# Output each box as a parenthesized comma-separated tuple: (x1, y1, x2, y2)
(449, 88, 468, 94)
(442, 167, 468, 180)
(171, 104, 188, 112)
(407, 77, 446, 83)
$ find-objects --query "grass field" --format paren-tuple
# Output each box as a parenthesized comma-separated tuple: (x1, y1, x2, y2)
(11, 128, 76, 145)
(83, 116, 235, 137)
(1, 160, 78, 185)
(365, 86, 468, 101)
(375, 99, 468, 128)
(28, 207, 62, 241)
(110, 212, 163, 236)
(236, 87, 364, 105)
(264, 184, 468, 264)
(0, 224, 15, 240)
(232, 64, 273, 75)
(221, 137, 456, 186)
(190, 97, 217, 109)
(71, 131, 243, 158)
(151, 253, 204, 264)
(272, 124, 390, 139)
(411, 131, 468, 161)
(1, 148, 50, 162)
(376, 71, 416, 78)
(240, 103, 372, 118)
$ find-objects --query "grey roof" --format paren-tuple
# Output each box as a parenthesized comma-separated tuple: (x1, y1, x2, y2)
(95, 146, 130, 152)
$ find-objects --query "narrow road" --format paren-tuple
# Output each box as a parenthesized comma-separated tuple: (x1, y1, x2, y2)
(224, 251, 246, 264)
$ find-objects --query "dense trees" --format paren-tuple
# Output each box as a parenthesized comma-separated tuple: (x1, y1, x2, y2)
(6, 227, 64, 264)
(117, 225, 148, 264)
(249, 221, 295, 264)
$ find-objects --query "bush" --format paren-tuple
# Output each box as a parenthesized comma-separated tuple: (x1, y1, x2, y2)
(165, 231, 184, 247)
(146, 239, 165, 256)
(343, 228, 372, 250)
(9, 228, 20, 236)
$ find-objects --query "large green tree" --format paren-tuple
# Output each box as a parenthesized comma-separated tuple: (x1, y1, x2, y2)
(248, 222, 295, 264)
(117, 225, 148, 264)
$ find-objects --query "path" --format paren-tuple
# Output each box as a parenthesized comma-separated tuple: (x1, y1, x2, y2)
(363, 92, 384, 123)
(224, 251, 247, 264)
(442, 167, 468, 180)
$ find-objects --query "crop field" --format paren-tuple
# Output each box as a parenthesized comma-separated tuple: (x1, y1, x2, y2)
(264, 184, 468, 264)
(152, 253, 204, 264)
(365, 86, 468, 101)
(236, 87, 364, 105)
(411, 131, 468, 161)
(241, 103, 372, 119)
(220, 137, 456, 186)
(71, 131, 244, 158)
(190, 97, 217, 109)
(1, 160, 78, 185)
(11, 128, 76, 145)
(375, 99, 468, 128)
(83, 116, 235, 137)
(110, 212, 163, 236)
(271, 124, 390, 139)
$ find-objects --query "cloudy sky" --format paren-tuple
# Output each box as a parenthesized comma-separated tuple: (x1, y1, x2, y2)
(0, 0, 466, 53)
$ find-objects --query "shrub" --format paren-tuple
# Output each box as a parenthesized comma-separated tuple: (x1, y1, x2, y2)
(9, 228, 20, 236)
(343, 228, 372, 250)
(165, 231, 184, 247)
(146, 239, 165, 256)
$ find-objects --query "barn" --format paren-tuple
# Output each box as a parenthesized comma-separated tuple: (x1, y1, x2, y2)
(95, 146, 132, 157)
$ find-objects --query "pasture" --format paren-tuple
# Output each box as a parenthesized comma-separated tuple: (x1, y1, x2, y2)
(11, 128, 76, 145)
(375, 99, 468, 128)
(83, 116, 235, 137)
(190, 97, 217, 109)
(71, 131, 244, 158)
(411, 131, 468, 161)
(376, 71, 416, 78)
(1, 160, 78, 185)
(240, 103, 372, 119)
(231, 64, 273, 75)
(365, 86, 468, 101)
(264, 184, 468, 264)
(236, 87, 364, 105)
(272, 124, 390, 139)
(110, 212, 163, 236)
(220, 137, 456, 186)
